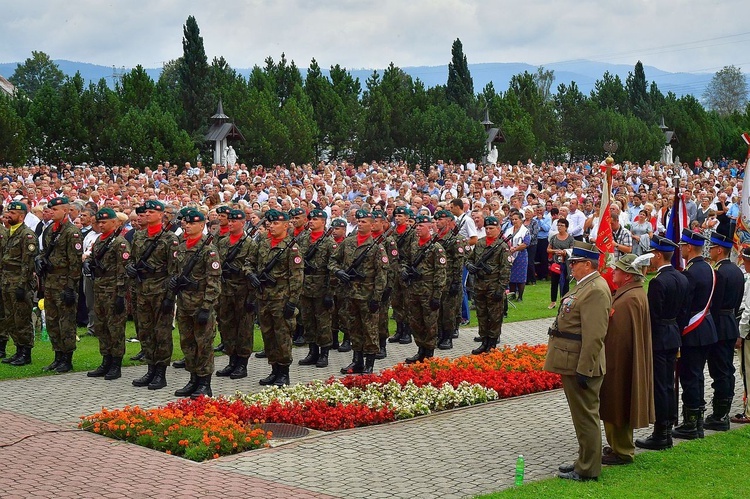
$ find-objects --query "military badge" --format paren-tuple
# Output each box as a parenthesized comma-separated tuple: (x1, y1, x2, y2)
(382, 256, 389, 263)
(211, 261, 220, 270)
(75, 243, 82, 250)
(29, 244, 36, 251)
(294, 256, 302, 264)
(122, 252, 130, 260)
(391, 249, 398, 256)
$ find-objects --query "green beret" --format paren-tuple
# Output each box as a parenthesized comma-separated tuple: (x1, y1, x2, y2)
(289, 207, 306, 217)
(228, 209, 245, 220)
(184, 209, 205, 223)
(394, 206, 409, 216)
(96, 208, 117, 221)
(415, 214, 432, 224)
(308, 208, 327, 220)
(484, 216, 499, 226)
(48, 197, 69, 208)
(371, 210, 386, 220)
(331, 218, 347, 228)
(266, 209, 289, 221)
(8, 201, 28, 213)
(434, 209, 454, 220)
(135, 205, 146, 215)
(143, 200, 165, 212)
(355, 210, 373, 219)
(216, 205, 231, 215)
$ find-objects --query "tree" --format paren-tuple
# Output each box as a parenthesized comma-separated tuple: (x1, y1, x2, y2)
(703, 65, 749, 116)
(0, 95, 27, 165)
(178, 16, 211, 135)
(591, 71, 628, 114)
(118, 65, 155, 110)
(626, 61, 652, 121)
(533, 66, 555, 103)
(446, 38, 475, 114)
(9, 51, 65, 99)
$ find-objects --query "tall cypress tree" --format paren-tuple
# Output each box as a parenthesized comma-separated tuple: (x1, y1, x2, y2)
(178, 15, 210, 136)
(446, 38, 475, 114)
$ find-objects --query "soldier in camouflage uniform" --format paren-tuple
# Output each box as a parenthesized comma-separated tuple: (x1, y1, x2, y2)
(298, 209, 335, 368)
(215, 209, 256, 380)
(127, 200, 179, 390)
(372, 210, 398, 360)
(213, 205, 232, 353)
(329, 218, 350, 352)
(388, 206, 415, 345)
(434, 209, 469, 350)
(129, 205, 147, 362)
(170, 209, 222, 398)
(245, 209, 303, 387)
(0, 213, 9, 361)
(330, 210, 389, 375)
(38, 197, 83, 374)
(288, 207, 309, 347)
(86, 208, 130, 380)
(466, 216, 511, 355)
(0, 202, 38, 366)
(400, 214, 446, 363)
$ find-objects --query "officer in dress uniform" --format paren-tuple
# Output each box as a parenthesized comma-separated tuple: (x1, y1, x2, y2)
(673, 229, 718, 440)
(545, 241, 611, 482)
(704, 231, 744, 430)
(636, 235, 689, 450)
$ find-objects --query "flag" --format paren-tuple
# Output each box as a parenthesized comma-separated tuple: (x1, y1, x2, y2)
(596, 160, 616, 290)
(734, 173, 750, 253)
(665, 182, 688, 270)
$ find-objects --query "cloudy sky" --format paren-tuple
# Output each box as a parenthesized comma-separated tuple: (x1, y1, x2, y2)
(2, 0, 749, 74)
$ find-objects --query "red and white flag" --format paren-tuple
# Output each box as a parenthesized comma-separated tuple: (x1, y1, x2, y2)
(596, 160, 616, 291)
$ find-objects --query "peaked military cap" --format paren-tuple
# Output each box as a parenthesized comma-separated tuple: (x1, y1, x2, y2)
(679, 228, 707, 247)
(708, 231, 732, 249)
(568, 241, 600, 261)
(650, 234, 679, 252)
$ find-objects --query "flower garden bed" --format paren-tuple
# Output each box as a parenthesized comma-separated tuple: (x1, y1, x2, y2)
(80, 344, 560, 461)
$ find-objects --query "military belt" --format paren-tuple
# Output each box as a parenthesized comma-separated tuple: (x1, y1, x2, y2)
(548, 328, 582, 341)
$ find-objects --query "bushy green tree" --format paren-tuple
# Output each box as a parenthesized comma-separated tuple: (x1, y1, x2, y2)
(9, 51, 65, 99)
(0, 95, 27, 165)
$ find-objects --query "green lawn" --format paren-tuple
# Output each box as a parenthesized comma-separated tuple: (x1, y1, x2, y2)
(479, 424, 750, 498)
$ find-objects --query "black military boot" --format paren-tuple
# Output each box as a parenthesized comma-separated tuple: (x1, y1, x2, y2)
(0, 338, 6, 359)
(190, 375, 213, 399)
(399, 324, 413, 344)
(54, 352, 73, 374)
(388, 322, 404, 343)
(298, 343, 320, 365)
(130, 350, 145, 361)
(697, 406, 706, 438)
(147, 364, 167, 390)
(229, 356, 249, 380)
(216, 355, 237, 377)
(363, 354, 376, 374)
(452, 328, 459, 339)
(341, 351, 364, 374)
(486, 336, 499, 352)
(316, 347, 330, 368)
(273, 365, 290, 386)
(405, 347, 425, 364)
(87, 355, 112, 377)
(338, 333, 351, 352)
(331, 329, 340, 350)
(132, 364, 156, 387)
(172, 358, 186, 368)
(438, 329, 453, 350)
(635, 423, 672, 450)
(672, 407, 701, 440)
(293, 324, 306, 346)
(175, 373, 198, 397)
(422, 348, 434, 361)
(259, 364, 278, 385)
(471, 337, 489, 355)
(473, 336, 482, 342)
(42, 351, 62, 371)
(704, 398, 732, 431)
(375, 337, 387, 360)
(104, 357, 122, 380)
(255, 350, 267, 359)
(10, 346, 32, 366)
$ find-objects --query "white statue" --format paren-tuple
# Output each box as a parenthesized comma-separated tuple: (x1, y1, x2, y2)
(487, 145, 498, 164)
(661, 144, 673, 165)
(226, 146, 237, 167)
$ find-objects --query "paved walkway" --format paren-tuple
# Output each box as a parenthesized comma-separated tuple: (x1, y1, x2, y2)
(0, 316, 745, 498)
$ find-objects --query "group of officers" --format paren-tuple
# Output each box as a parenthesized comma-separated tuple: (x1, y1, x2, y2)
(0, 198, 515, 400)
(546, 227, 745, 482)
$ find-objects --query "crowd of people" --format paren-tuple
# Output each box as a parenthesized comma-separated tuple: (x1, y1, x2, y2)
(0, 154, 748, 475)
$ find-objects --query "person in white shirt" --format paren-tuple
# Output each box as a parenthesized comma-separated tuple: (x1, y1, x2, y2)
(449, 198, 477, 326)
(566, 199, 587, 241)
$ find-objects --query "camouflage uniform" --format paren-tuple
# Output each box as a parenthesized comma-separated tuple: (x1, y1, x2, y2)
(174, 234, 222, 377)
(216, 233, 255, 359)
(91, 232, 130, 358)
(438, 231, 469, 347)
(377, 231, 399, 352)
(42, 221, 83, 357)
(468, 235, 511, 347)
(1, 223, 37, 357)
(130, 227, 179, 367)
(330, 236, 350, 350)
(0, 225, 9, 354)
(400, 236, 447, 353)
(246, 234, 304, 367)
(390, 222, 415, 343)
(299, 230, 335, 352)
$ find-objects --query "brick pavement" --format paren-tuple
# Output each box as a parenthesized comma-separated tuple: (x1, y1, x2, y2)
(0, 316, 746, 498)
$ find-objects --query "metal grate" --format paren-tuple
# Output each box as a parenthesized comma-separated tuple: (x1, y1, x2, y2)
(259, 423, 309, 439)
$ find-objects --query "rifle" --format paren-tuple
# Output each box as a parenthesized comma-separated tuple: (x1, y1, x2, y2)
(34, 225, 63, 279)
(85, 230, 119, 279)
(254, 232, 302, 293)
(342, 225, 395, 284)
(395, 224, 414, 251)
(169, 233, 215, 295)
(471, 233, 512, 277)
(304, 227, 334, 275)
(221, 223, 261, 282)
(438, 217, 466, 252)
(130, 224, 171, 282)
(401, 232, 441, 285)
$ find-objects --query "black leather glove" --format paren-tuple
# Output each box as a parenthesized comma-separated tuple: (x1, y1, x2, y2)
(62, 287, 76, 307)
(247, 273, 262, 289)
(114, 296, 126, 314)
(125, 264, 138, 279)
(368, 299, 380, 313)
(381, 287, 392, 303)
(493, 289, 505, 303)
(466, 262, 479, 275)
(283, 301, 297, 319)
(14, 287, 26, 302)
(400, 269, 411, 282)
(323, 295, 334, 310)
(429, 297, 441, 311)
(576, 373, 590, 390)
(448, 281, 459, 297)
(167, 276, 180, 292)
(334, 270, 350, 285)
(196, 308, 210, 326)
(161, 298, 175, 314)
(244, 296, 255, 313)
